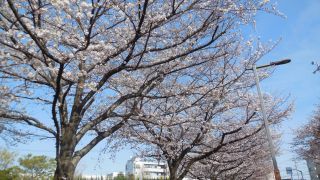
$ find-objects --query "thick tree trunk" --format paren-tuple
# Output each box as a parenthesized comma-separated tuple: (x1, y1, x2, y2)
(53, 128, 79, 180)
(53, 148, 80, 180)
(169, 160, 187, 180)
(53, 160, 76, 180)
(169, 165, 178, 180)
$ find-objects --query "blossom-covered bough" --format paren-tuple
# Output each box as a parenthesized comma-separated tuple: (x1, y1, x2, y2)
(0, 0, 289, 179)
(186, 129, 275, 180)
(0, 84, 28, 143)
(293, 105, 320, 166)
(125, 78, 291, 179)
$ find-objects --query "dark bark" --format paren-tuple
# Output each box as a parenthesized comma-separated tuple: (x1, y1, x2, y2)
(53, 158, 77, 180)
(169, 165, 178, 180)
(53, 126, 78, 180)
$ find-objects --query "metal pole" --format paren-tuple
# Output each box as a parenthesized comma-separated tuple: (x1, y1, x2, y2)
(252, 65, 281, 180)
(295, 169, 304, 180)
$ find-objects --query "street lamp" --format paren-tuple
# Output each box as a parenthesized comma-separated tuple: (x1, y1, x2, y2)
(247, 59, 291, 180)
(286, 166, 304, 180)
(295, 169, 304, 180)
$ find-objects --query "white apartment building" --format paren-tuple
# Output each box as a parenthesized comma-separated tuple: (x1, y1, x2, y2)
(125, 157, 168, 179)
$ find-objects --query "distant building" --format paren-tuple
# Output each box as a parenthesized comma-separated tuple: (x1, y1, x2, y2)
(307, 159, 320, 180)
(125, 157, 168, 179)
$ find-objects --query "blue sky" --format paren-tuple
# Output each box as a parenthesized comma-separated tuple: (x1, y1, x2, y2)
(2, 0, 320, 179)
(254, 0, 320, 179)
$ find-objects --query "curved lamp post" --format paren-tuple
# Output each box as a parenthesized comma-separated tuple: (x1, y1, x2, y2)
(247, 59, 291, 180)
(286, 166, 304, 180)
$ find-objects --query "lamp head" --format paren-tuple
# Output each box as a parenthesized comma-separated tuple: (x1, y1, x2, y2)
(270, 59, 291, 66)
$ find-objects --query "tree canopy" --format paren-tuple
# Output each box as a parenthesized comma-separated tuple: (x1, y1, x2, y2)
(19, 154, 56, 179)
(0, 0, 289, 179)
(293, 105, 320, 165)
(0, 149, 15, 170)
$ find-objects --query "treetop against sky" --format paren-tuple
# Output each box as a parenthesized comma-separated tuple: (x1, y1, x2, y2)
(0, 0, 319, 179)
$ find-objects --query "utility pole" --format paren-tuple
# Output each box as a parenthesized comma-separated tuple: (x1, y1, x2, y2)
(248, 59, 291, 180)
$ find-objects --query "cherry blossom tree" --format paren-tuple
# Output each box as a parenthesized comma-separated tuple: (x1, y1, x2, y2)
(0, 79, 26, 143)
(125, 77, 291, 179)
(0, 85, 11, 136)
(0, 0, 284, 179)
(187, 131, 275, 180)
(293, 105, 320, 165)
